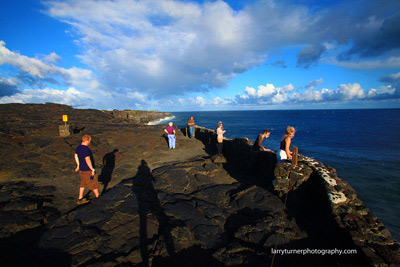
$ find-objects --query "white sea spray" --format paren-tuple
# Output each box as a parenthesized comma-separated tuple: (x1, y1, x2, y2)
(147, 116, 176, 125)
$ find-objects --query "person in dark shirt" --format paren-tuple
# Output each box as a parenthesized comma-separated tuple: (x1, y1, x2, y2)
(253, 129, 271, 152)
(74, 134, 99, 204)
(277, 126, 296, 162)
(251, 129, 271, 174)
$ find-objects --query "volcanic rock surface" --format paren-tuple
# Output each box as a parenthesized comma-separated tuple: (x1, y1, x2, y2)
(0, 103, 206, 265)
(36, 157, 309, 266)
(0, 103, 396, 266)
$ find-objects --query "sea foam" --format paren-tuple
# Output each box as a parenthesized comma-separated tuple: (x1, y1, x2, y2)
(147, 116, 176, 125)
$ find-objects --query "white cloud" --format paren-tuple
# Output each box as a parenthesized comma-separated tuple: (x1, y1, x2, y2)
(336, 83, 365, 100)
(367, 85, 396, 98)
(0, 76, 17, 86)
(0, 41, 152, 109)
(44, 0, 257, 96)
(281, 84, 295, 93)
(49, 0, 382, 97)
(306, 78, 324, 89)
(272, 92, 286, 104)
(236, 83, 294, 104)
(210, 96, 231, 106)
(126, 89, 148, 102)
(2, 0, 400, 110)
(291, 89, 324, 102)
(257, 84, 276, 98)
(235, 81, 399, 105)
(0, 87, 91, 106)
(43, 52, 62, 64)
(0, 41, 100, 90)
(212, 96, 224, 105)
(244, 86, 256, 96)
(324, 56, 400, 70)
(0, 85, 151, 110)
(189, 96, 206, 106)
(0, 41, 68, 79)
(144, 76, 400, 110)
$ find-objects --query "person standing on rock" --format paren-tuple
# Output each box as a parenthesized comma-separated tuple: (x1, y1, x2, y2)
(188, 116, 195, 138)
(164, 122, 176, 149)
(216, 121, 226, 155)
(74, 134, 99, 204)
(277, 126, 296, 162)
(251, 130, 271, 173)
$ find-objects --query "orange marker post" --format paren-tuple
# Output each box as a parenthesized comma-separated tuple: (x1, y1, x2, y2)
(292, 146, 298, 165)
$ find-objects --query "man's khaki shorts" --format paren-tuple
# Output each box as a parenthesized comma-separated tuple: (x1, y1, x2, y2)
(79, 170, 99, 190)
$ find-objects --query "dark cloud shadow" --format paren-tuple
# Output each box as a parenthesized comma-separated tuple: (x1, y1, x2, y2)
(296, 44, 326, 69)
(0, 80, 20, 97)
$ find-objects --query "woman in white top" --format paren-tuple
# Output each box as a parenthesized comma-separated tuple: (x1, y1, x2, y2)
(277, 126, 296, 162)
(216, 121, 226, 155)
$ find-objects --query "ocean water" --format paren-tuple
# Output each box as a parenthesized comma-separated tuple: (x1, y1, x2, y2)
(167, 109, 400, 241)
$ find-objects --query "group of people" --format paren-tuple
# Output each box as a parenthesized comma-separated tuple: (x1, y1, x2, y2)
(163, 116, 196, 149)
(211, 120, 296, 162)
(163, 116, 296, 162)
(73, 118, 296, 206)
(162, 117, 226, 154)
(252, 126, 296, 162)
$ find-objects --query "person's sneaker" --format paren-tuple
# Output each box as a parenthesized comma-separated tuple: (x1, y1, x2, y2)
(77, 198, 90, 205)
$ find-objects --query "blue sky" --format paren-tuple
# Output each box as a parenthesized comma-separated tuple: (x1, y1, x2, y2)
(1, 0, 400, 111)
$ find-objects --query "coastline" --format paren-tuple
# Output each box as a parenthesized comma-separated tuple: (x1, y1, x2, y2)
(1, 103, 399, 266)
(105, 109, 173, 124)
(191, 125, 400, 265)
(147, 115, 176, 125)
(170, 109, 400, 242)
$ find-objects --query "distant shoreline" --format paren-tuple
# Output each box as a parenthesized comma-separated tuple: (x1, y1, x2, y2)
(147, 116, 176, 125)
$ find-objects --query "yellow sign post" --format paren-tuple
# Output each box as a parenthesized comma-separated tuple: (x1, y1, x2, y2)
(59, 115, 70, 137)
(62, 115, 68, 126)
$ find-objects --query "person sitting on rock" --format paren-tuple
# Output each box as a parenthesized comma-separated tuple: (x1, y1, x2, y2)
(188, 116, 195, 138)
(277, 126, 296, 162)
(164, 122, 176, 149)
(74, 134, 99, 204)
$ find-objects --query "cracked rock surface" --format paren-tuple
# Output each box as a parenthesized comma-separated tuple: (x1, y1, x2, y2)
(36, 158, 309, 267)
(2, 103, 396, 266)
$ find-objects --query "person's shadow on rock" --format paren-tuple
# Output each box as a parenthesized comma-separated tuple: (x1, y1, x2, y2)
(132, 160, 175, 266)
(98, 149, 118, 195)
(162, 133, 169, 147)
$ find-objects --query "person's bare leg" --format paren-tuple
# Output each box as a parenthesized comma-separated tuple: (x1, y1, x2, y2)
(93, 189, 100, 198)
(78, 187, 85, 199)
